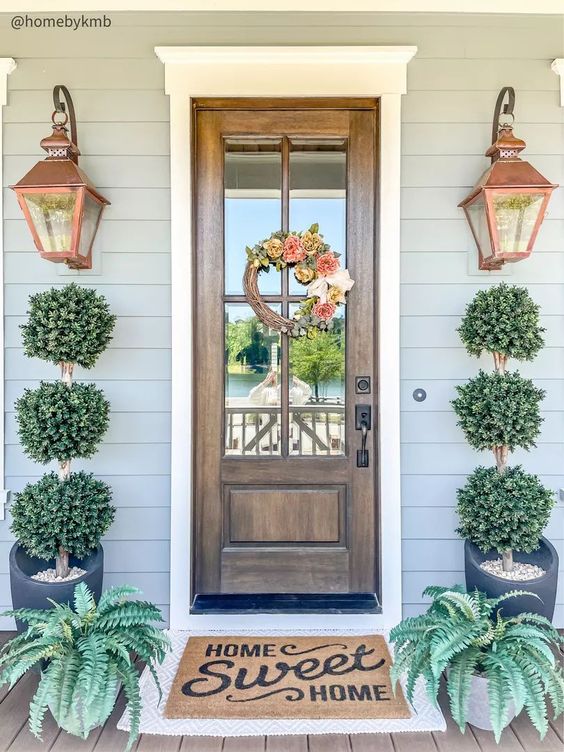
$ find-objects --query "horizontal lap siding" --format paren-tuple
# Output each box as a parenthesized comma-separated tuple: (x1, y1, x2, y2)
(0, 11, 563, 628)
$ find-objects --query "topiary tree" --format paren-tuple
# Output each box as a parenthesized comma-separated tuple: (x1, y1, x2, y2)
(456, 466, 554, 559)
(453, 284, 554, 573)
(11, 284, 116, 578)
(16, 382, 109, 464)
(21, 284, 116, 376)
(457, 282, 544, 371)
(11, 472, 115, 564)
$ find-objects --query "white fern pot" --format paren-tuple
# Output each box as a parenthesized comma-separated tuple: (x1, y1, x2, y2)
(466, 673, 515, 732)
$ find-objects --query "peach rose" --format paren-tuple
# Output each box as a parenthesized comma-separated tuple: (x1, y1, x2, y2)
(316, 252, 340, 276)
(263, 237, 283, 259)
(312, 301, 336, 321)
(283, 235, 306, 263)
(294, 265, 315, 284)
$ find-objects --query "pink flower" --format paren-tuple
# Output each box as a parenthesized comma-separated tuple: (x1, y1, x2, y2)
(312, 301, 336, 321)
(316, 252, 340, 277)
(283, 235, 306, 263)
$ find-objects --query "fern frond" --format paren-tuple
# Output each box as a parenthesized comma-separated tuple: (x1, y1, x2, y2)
(447, 646, 481, 732)
(493, 650, 527, 716)
(119, 662, 142, 752)
(96, 585, 142, 614)
(483, 658, 509, 743)
(434, 591, 481, 621)
(29, 660, 63, 739)
(74, 582, 95, 619)
(514, 655, 549, 739)
(492, 590, 541, 609)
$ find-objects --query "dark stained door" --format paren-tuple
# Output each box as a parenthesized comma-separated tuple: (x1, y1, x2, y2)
(193, 99, 379, 610)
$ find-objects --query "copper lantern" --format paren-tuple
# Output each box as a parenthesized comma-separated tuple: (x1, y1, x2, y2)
(459, 87, 557, 271)
(11, 85, 109, 270)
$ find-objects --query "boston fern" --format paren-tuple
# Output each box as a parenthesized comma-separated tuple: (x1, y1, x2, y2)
(0, 583, 170, 751)
(390, 586, 564, 743)
(16, 381, 110, 463)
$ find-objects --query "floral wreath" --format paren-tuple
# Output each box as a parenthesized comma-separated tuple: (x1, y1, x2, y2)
(243, 223, 354, 338)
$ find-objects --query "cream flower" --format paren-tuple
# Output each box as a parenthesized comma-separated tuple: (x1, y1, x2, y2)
(307, 268, 354, 303)
(327, 286, 345, 305)
(307, 275, 329, 303)
(325, 269, 355, 294)
(263, 238, 283, 259)
(301, 230, 324, 255)
(294, 265, 315, 284)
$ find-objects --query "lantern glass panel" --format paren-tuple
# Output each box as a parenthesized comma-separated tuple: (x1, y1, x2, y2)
(491, 192, 545, 254)
(79, 193, 104, 255)
(23, 191, 77, 253)
(465, 194, 493, 259)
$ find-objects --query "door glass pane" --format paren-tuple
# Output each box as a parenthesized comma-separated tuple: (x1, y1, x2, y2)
(225, 304, 281, 456)
(225, 139, 282, 296)
(289, 305, 345, 456)
(289, 140, 346, 295)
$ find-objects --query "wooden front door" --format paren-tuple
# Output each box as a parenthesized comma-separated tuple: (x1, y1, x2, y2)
(193, 99, 379, 612)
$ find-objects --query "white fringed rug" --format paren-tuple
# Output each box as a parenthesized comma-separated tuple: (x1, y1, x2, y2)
(118, 629, 446, 737)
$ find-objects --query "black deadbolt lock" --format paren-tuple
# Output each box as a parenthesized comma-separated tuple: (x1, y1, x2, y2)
(355, 376, 371, 394)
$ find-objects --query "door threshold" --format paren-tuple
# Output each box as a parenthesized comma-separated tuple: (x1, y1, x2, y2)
(190, 593, 381, 614)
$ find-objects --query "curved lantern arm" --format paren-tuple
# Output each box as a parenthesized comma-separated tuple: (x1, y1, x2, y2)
(52, 84, 78, 163)
(490, 86, 515, 155)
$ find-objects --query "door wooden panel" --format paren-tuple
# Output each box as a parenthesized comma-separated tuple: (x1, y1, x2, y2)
(193, 98, 379, 607)
(227, 487, 343, 544)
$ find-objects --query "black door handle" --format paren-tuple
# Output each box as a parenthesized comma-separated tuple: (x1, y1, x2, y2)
(356, 404, 371, 468)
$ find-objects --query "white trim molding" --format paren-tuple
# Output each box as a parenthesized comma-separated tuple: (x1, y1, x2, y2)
(156, 44, 416, 631)
(0, 58, 16, 522)
(551, 59, 564, 107)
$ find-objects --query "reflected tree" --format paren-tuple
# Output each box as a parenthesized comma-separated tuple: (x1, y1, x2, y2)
(292, 330, 344, 401)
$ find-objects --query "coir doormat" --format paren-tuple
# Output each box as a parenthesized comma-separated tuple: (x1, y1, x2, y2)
(164, 635, 410, 720)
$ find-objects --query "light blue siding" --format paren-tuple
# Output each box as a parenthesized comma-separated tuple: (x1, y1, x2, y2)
(0, 10, 562, 629)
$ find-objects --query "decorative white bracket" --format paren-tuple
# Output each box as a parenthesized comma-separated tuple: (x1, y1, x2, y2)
(0, 58, 16, 517)
(551, 59, 564, 106)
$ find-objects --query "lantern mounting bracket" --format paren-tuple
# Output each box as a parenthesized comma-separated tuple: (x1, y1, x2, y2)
(490, 86, 515, 158)
(52, 85, 78, 164)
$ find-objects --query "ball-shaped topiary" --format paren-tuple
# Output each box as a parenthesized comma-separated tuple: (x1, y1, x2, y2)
(10, 472, 115, 562)
(456, 465, 554, 556)
(452, 370, 544, 452)
(457, 283, 544, 361)
(16, 381, 110, 464)
(21, 283, 116, 368)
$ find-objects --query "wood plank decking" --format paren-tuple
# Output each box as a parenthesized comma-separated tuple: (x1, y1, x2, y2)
(0, 633, 562, 752)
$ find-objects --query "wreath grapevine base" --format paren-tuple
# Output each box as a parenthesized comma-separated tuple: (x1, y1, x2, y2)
(243, 223, 354, 338)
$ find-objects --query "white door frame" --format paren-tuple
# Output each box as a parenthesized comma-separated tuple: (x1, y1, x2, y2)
(155, 45, 417, 631)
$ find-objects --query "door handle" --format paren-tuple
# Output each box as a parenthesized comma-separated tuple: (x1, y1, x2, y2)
(356, 404, 371, 468)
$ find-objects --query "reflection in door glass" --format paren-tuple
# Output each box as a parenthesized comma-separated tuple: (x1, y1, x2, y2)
(224, 139, 282, 296)
(289, 306, 345, 456)
(225, 304, 281, 456)
(289, 140, 346, 295)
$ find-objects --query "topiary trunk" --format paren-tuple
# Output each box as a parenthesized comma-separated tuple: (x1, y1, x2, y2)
(57, 364, 74, 578)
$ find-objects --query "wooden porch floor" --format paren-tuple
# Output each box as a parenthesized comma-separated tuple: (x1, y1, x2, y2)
(1, 633, 562, 752)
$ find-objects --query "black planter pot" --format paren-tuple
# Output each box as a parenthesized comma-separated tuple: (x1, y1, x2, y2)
(464, 537, 559, 620)
(9, 544, 104, 633)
